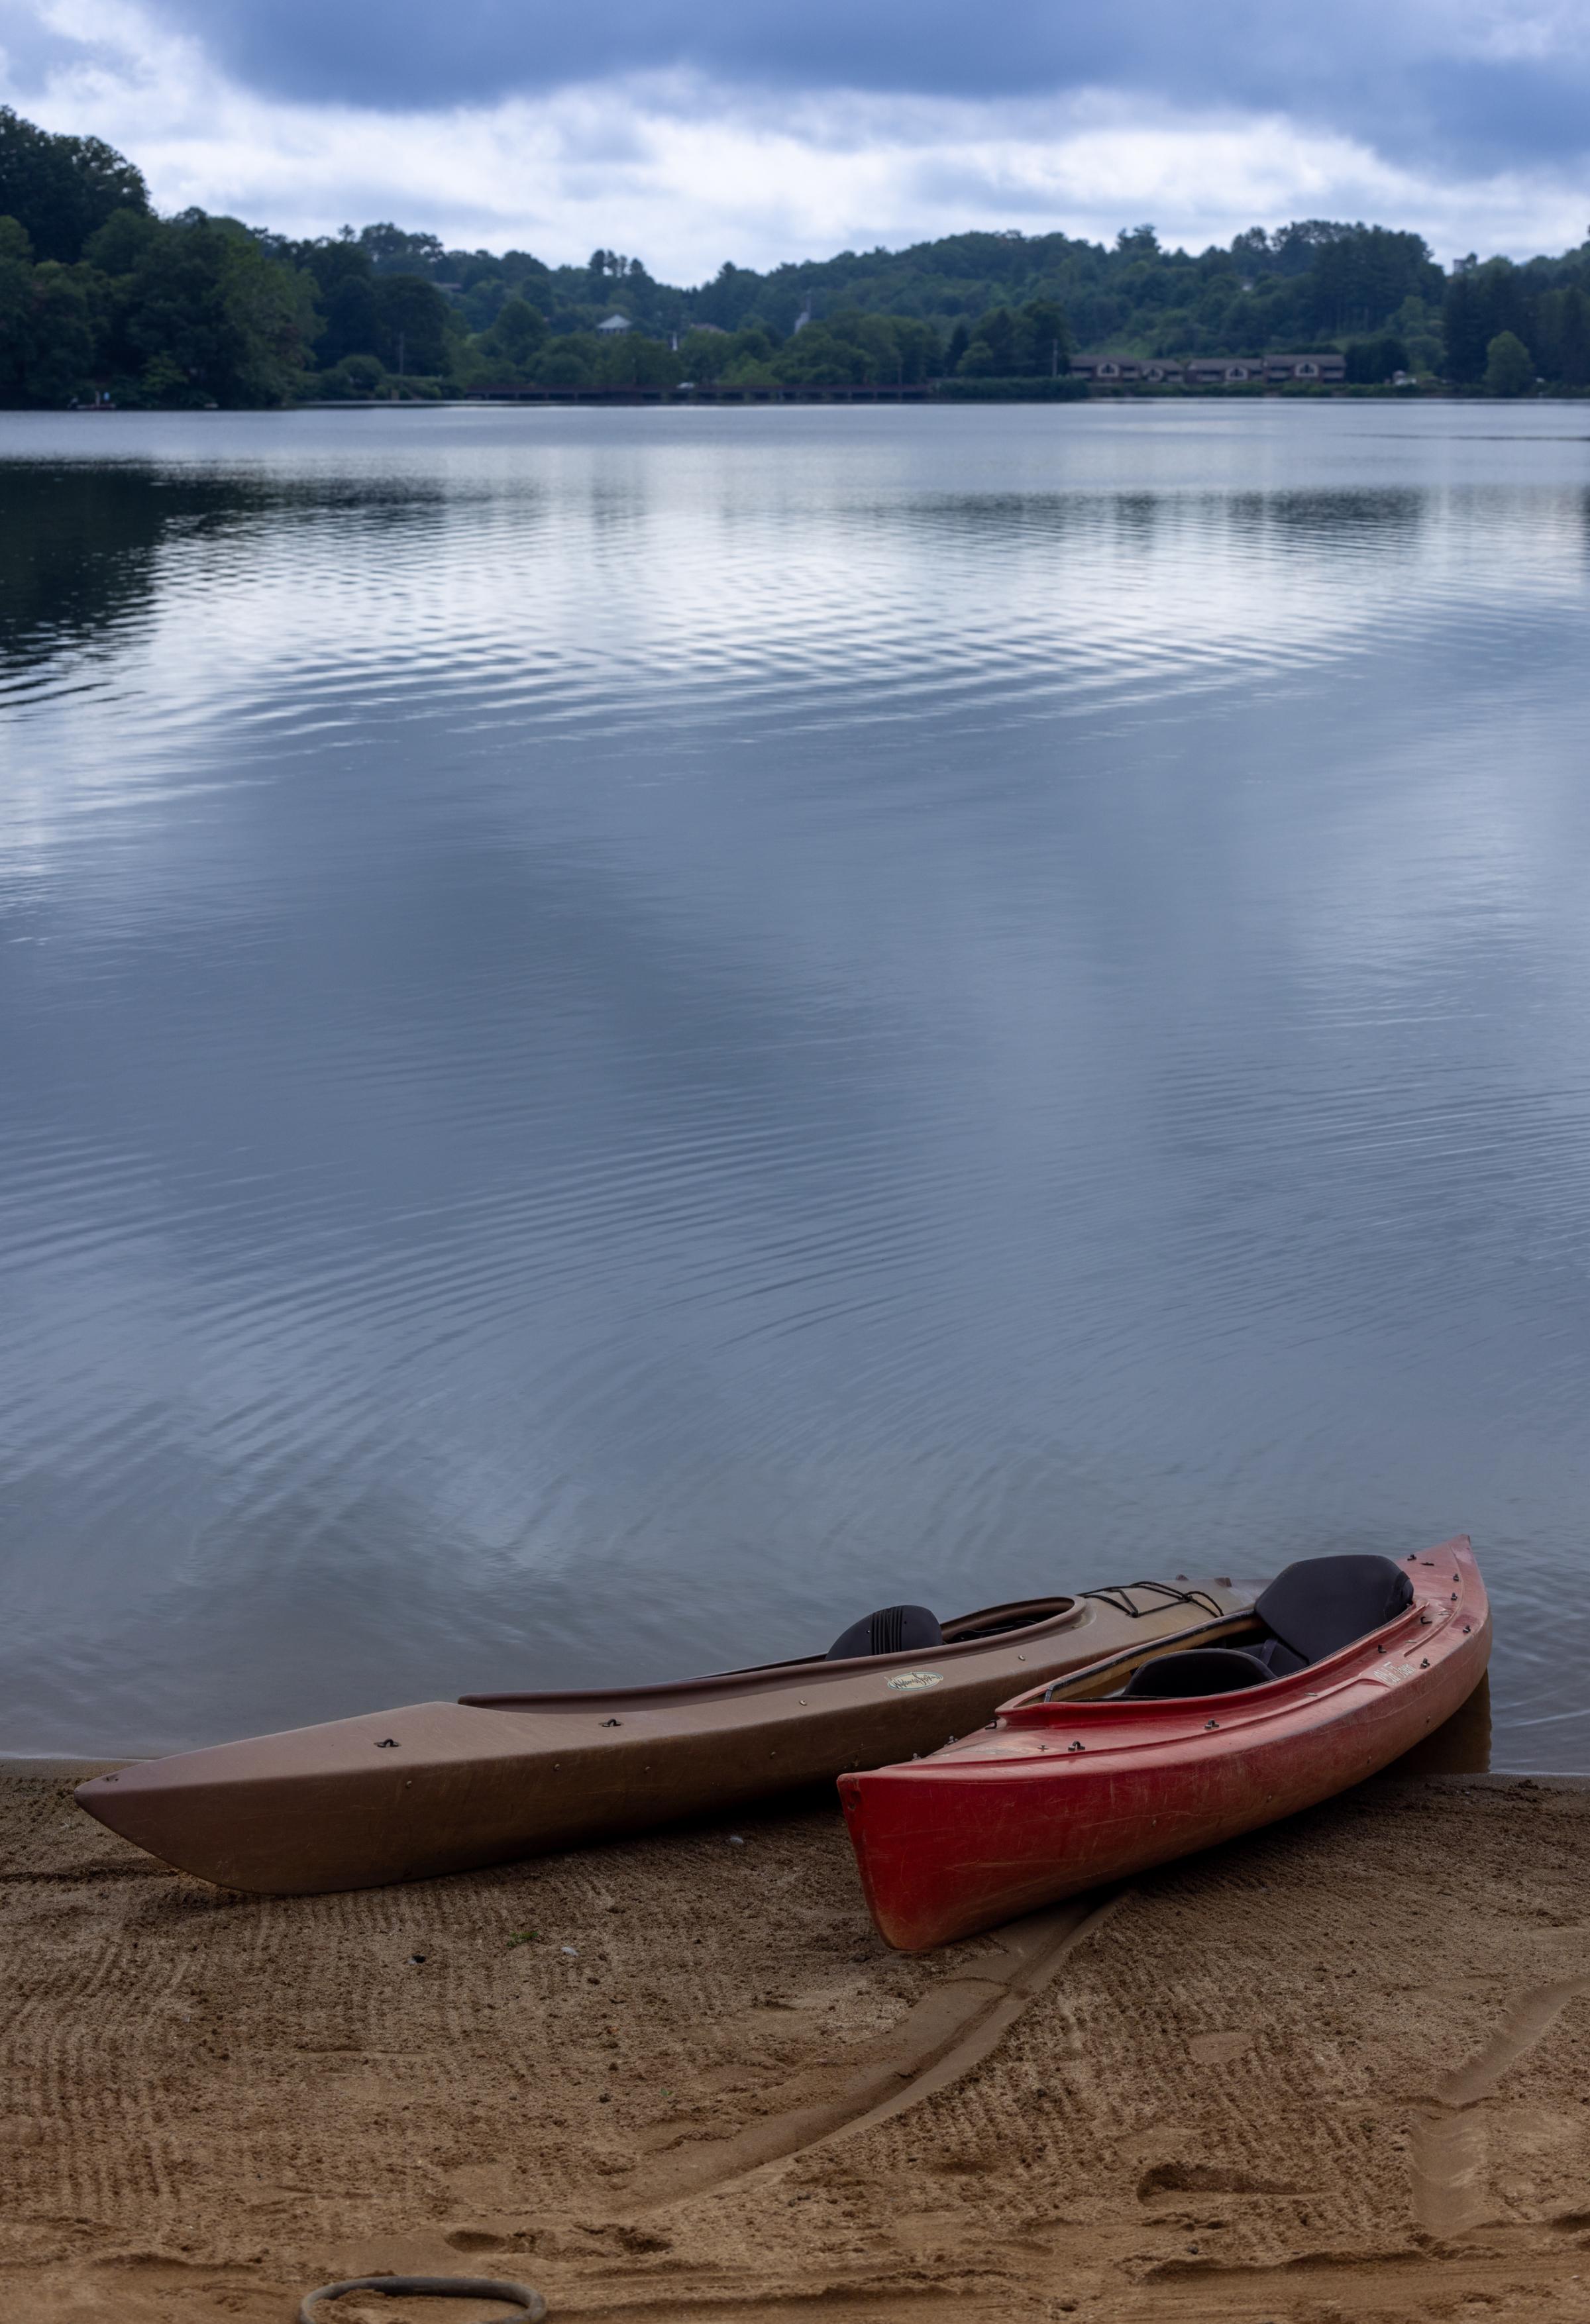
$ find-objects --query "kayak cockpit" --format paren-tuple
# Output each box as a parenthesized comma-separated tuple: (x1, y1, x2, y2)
(460, 1591, 1096, 1710)
(1022, 1552, 1425, 1708)
(1112, 1554, 1415, 1697)
(1118, 1645, 1286, 1697)
(825, 1594, 1079, 1660)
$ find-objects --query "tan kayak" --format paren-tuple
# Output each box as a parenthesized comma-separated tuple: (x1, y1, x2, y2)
(74, 1576, 1251, 1895)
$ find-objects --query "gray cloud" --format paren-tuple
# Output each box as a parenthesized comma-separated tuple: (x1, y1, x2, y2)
(0, 2, 99, 85)
(107, 0, 1590, 172)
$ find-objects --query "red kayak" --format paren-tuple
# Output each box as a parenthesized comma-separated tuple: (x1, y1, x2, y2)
(839, 1538, 1491, 1951)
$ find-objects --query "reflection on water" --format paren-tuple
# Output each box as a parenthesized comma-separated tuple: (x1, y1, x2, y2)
(0, 465, 211, 694)
(1387, 1675, 1493, 1778)
(1, 403, 1589, 1762)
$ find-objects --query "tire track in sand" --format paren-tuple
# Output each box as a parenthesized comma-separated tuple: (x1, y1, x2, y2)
(618, 1889, 1128, 2211)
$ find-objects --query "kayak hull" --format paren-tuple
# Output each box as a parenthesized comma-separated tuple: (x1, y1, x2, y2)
(839, 1537, 1490, 1952)
(74, 1579, 1249, 1894)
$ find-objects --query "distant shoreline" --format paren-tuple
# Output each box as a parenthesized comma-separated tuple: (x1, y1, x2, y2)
(50, 381, 1570, 412)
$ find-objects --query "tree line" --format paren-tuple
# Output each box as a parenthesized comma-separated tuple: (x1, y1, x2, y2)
(3, 105, 1588, 409)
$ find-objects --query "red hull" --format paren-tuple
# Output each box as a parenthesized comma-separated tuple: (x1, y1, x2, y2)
(839, 1537, 1490, 1951)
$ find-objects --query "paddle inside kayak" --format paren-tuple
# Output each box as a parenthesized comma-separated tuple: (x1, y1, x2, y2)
(839, 1538, 1491, 1951)
(74, 1575, 1251, 1894)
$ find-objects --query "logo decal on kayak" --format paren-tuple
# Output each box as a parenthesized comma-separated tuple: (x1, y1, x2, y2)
(886, 1669, 943, 1691)
(1375, 1663, 1420, 1685)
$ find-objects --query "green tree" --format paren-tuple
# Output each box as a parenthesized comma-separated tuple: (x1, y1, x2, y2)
(1442, 271, 1488, 382)
(1559, 290, 1590, 387)
(0, 212, 34, 328)
(719, 354, 778, 387)
(1483, 330, 1534, 396)
(887, 315, 941, 382)
(1344, 333, 1408, 383)
(691, 258, 763, 331)
(676, 321, 782, 382)
(1534, 286, 1590, 386)
(1297, 225, 1442, 333)
(372, 272, 453, 375)
(1390, 293, 1442, 376)
(103, 212, 316, 405)
(959, 305, 1016, 374)
(22, 262, 95, 401)
(773, 321, 865, 385)
(791, 309, 941, 384)
(0, 215, 40, 399)
(1019, 296, 1070, 375)
(955, 297, 1068, 378)
(673, 326, 731, 381)
(1444, 260, 1529, 383)
(316, 274, 381, 366)
(284, 232, 380, 367)
(0, 107, 148, 264)
(82, 205, 159, 276)
(0, 217, 97, 403)
(320, 352, 386, 397)
(534, 339, 595, 387)
(594, 329, 678, 388)
(224, 236, 320, 401)
(458, 295, 549, 386)
(488, 296, 545, 364)
(358, 223, 444, 274)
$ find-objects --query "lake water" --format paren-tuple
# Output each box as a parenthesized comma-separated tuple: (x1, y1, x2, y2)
(2, 400, 1588, 1765)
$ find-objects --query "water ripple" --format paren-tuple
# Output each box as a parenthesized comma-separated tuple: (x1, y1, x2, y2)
(3, 403, 1590, 1754)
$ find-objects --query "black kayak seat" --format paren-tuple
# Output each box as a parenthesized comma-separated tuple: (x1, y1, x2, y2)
(1246, 1632, 1308, 1677)
(1118, 1552, 1415, 1699)
(1120, 1647, 1273, 1698)
(825, 1603, 943, 1660)
(1255, 1552, 1414, 1666)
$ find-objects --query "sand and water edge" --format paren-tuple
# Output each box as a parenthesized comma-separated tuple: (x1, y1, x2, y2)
(5, 1750, 1590, 2323)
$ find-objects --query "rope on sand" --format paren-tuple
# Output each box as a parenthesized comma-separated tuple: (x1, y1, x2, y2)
(299, 2274, 546, 2321)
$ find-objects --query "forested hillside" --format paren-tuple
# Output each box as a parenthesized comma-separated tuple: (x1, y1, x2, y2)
(3, 105, 1588, 407)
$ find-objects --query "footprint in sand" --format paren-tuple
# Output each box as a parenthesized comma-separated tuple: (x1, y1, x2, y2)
(1410, 1953, 1590, 2237)
(1187, 2030, 1253, 2066)
(1138, 2160, 1299, 2199)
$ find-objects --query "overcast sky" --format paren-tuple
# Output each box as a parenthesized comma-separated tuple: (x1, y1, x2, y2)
(3, 0, 1587, 278)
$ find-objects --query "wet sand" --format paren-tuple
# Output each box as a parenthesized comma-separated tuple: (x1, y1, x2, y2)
(5, 1761, 1590, 2323)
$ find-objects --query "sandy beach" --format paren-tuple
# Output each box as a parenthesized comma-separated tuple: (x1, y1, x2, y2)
(5, 1752, 1590, 2323)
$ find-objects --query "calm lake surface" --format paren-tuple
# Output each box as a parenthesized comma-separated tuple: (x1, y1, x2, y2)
(2, 401, 1588, 1763)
